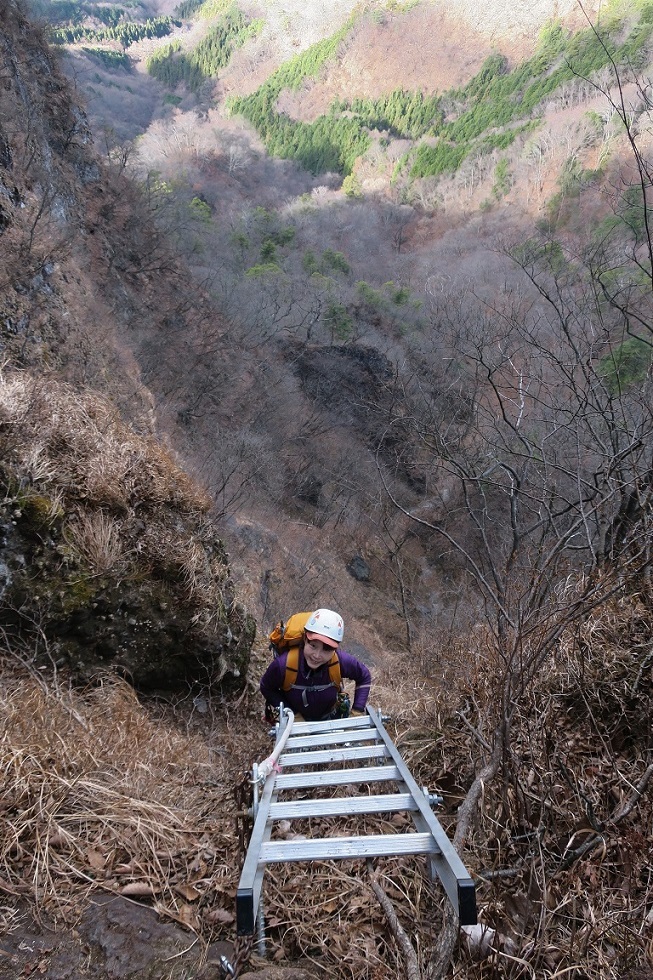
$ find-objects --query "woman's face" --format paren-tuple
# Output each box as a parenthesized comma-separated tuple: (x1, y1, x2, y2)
(303, 635, 335, 669)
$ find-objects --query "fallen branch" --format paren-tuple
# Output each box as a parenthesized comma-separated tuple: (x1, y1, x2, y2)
(428, 741, 504, 979)
(367, 861, 421, 980)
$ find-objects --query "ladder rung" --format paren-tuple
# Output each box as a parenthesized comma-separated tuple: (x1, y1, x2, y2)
(279, 744, 388, 767)
(286, 729, 380, 749)
(288, 716, 373, 735)
(275, 765, 401, 789)
(261, 832, 439, 862)
(269, 793, 417, 819)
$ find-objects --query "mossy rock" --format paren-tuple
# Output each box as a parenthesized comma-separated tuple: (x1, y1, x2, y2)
(20, 492, 64, 530)
(0, 505, 255, 692)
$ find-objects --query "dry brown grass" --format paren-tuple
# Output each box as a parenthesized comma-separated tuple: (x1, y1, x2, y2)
(0, 587, 651, 978)
(0, 369, 211, 516)
(0, 657, 252, 940)
(0, 367, 232, 628)
(64, 511, 129, 575)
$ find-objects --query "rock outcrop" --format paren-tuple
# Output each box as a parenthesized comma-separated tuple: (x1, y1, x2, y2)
(0, 370, 254, 689)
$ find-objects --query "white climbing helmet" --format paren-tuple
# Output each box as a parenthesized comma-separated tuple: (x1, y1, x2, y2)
(304, 608, 344, 648)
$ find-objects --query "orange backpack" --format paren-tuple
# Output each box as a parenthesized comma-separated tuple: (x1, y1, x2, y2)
(268, 612, 342, 692)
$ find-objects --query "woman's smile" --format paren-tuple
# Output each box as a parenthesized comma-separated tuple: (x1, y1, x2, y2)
(304, 638, 334, 668)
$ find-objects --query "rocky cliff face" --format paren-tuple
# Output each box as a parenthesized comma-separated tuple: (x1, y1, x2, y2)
(0, 369, 255, 690)
(0, 2, 255, 691)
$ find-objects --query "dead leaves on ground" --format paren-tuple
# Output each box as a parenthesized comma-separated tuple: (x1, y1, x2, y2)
(1, 591, 652, 977)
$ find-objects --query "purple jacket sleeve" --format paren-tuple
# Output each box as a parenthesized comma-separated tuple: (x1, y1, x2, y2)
(259, 655, 286, 707)
(338, 650, 372, 712)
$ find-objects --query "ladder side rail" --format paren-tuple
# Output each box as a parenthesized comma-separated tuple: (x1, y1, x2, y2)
(386, 776, 449, 870)
(367, 706, 477, 926)
(352, 770, 450, 897)
(406, 799, 477, 923)
(236, 769, 278, 935)
(405, 798, 464, 883)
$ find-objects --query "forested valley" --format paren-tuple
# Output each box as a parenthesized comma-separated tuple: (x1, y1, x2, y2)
(0, 0, 652, 976)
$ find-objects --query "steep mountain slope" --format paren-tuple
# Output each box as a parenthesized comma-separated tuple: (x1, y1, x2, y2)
(1, 4, 652, 979)
(36, 0, 653, 657)
(46, 0, 604, 155)
(229, 0, 601, 108)
(0, 0, 254, 689)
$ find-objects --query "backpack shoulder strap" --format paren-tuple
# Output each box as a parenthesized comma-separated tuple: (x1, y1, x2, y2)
(283, 648, 341, 693)
(282, 647, 299, 692)
(328, 651, 341, 689)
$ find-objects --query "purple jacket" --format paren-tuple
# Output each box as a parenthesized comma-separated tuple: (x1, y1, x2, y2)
(260, 646, 371, 721)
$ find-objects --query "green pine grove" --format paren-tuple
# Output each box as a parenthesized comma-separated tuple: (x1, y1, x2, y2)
(147, 6, 262, 92)
(50, 15, 177, 47)
(226, 4, 653, 179)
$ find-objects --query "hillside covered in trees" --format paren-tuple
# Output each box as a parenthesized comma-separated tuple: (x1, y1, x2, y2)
(1, 0, 652, 976)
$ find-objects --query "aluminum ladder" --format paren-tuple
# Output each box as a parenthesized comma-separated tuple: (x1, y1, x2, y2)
(236, 705, 477, 934)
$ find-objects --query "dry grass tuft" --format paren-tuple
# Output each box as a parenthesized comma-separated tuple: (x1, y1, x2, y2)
(137, 522, 228, 610)
(0, 369, 211, 515)
(64, 511, 128, 575)
(0, 659, 248, 936)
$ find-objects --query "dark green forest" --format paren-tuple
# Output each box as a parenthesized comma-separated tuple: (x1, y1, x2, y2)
(226, 5, 653, 179)
(146, 6, 262, 92)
